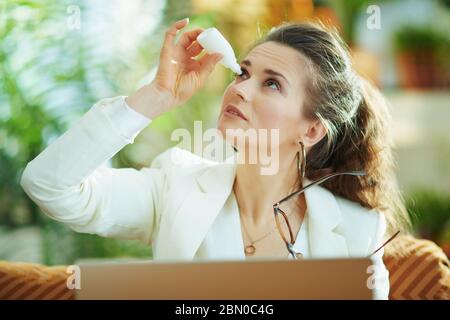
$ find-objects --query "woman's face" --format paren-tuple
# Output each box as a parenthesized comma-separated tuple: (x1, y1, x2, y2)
(217, 41, 314, 154)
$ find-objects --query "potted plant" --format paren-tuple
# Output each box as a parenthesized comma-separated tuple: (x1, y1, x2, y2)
(393, 25, 450, 88)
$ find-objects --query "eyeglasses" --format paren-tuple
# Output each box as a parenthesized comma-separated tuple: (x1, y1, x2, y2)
(273, 171, 400, 259)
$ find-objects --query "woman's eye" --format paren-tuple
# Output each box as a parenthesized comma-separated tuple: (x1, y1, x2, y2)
(233, 69, 280, 91)
(235, 69, 249, 80)
(265, 79, 280, 91)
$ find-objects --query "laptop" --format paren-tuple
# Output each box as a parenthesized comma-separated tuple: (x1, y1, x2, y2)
(75, 257, 375, 300)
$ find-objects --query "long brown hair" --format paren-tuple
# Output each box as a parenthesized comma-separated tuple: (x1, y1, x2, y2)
(258, 22, 411, 235)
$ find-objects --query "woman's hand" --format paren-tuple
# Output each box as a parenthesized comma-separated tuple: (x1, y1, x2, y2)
(126, 18, 223, 119)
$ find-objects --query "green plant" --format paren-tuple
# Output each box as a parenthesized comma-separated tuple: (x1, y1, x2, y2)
(393, 25, 450, 53)
(0, 0, 120, 227)
(0, 0, 230, 264)
(405, 189, 450, 245)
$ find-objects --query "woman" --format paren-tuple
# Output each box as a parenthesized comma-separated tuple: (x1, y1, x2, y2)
(21, 19, 409, 299)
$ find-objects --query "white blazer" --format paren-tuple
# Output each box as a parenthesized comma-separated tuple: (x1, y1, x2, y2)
(20, 96, 390, 299)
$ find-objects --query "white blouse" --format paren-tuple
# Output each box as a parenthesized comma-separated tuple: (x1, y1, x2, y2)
(195, 189, 310, 261)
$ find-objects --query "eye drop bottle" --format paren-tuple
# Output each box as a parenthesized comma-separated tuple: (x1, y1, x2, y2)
(197, 27, 242, 75)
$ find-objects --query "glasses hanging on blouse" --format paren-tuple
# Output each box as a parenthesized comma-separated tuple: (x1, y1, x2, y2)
(272, 170, 400, 260)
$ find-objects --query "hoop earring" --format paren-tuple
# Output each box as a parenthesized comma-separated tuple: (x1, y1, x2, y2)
(297, 141, 306, 178)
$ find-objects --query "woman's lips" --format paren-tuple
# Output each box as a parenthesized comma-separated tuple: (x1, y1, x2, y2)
(224, 104, 248, 121)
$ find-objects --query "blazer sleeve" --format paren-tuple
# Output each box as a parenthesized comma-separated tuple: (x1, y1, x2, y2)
(368, 212, 391, 300)
(20, 96, 165, 245)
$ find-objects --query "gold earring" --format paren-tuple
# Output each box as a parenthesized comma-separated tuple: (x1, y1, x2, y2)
(297, 141, 306, 178)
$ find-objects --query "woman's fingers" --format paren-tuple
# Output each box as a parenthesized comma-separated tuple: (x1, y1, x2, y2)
(155, 18, 223, 105)
(161, 18, 189, 57)
(177, 28, 204, 48)
(186, 41, 203, 57)
(156, 19, 189, 90)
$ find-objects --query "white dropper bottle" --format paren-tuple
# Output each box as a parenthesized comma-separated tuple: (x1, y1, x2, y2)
(197, 27, 242, 75)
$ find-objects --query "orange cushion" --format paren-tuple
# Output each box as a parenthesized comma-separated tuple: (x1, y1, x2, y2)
(0, 261, 74, 300)
(384, 235, 450, 300)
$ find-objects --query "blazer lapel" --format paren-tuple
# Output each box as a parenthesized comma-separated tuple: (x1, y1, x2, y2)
(156, 154, 238, 261)
(303, 178, 349, 258)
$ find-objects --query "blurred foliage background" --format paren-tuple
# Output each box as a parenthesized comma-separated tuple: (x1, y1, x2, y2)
(1, 0, 449, 265)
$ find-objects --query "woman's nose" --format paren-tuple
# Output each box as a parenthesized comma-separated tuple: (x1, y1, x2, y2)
(231, 82, 250, 103)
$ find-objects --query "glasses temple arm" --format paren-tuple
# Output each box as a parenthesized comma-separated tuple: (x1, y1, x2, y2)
(367, 230, 401, 258)
(277, 170, 366, 205)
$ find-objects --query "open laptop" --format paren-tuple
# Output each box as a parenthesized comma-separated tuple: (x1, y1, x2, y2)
(75, 257, 375, 300)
